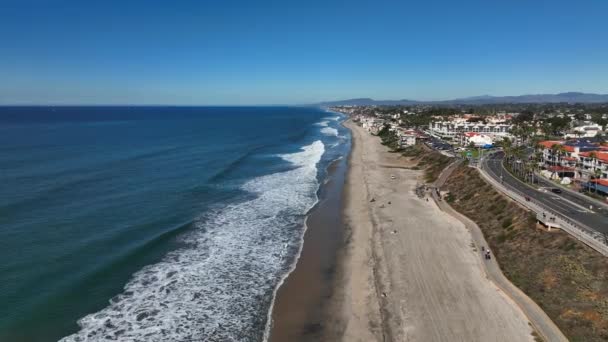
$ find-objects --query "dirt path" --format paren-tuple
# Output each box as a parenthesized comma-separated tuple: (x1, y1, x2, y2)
(332, 120, 535, 342)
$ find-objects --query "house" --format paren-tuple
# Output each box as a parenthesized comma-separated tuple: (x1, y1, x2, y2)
(398, 129, 417, 147)
(537, 139, 608, 180)
(584, 179, 608, 196)
(429, 116, 512, 140)
(361, 117, 385, 135)
(564, 122, 602, 139)
(578, 151, 608, 179)
(458, 132, 494, 147)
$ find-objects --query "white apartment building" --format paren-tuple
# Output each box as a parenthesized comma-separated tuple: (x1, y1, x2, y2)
(538, 140, 608, 180)
(429, 120, 512, 140)
(564, 123, 602, 139)
(458, 132, 494, 147)
(398, 130, 417, 147)
(361, 117, 385, 135)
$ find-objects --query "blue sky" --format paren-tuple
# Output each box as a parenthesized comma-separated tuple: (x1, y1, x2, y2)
(1, 0, 607, 105)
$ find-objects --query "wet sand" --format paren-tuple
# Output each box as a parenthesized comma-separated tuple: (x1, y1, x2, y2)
(268, 155, 349, 341)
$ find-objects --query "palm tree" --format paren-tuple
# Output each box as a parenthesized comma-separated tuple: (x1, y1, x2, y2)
(592, 169, 602, 193)
(541, 121, 553, 138)
(501, 137, 513, 165)
(530, 149, 544, 183)
(587, 151, 600, 193)
(511, 146, 526, 178)
(550, 144, 566, 180)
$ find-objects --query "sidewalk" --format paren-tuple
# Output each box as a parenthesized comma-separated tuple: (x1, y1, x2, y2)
(432, 161, 568, 342)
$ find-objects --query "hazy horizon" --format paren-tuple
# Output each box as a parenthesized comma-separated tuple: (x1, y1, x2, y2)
(2, 90, 608, 107)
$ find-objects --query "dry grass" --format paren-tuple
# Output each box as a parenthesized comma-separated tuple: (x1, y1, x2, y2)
(402, 145, 452, 183)
(443, 165, 608, 342)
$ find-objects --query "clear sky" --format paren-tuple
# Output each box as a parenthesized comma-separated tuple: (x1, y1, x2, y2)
(1, 0, 607, 105)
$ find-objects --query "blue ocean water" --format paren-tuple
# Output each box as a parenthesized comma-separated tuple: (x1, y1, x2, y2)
(0, 106, 350, 342)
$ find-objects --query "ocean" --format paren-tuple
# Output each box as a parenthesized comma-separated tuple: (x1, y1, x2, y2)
(0, 106, 350, 342)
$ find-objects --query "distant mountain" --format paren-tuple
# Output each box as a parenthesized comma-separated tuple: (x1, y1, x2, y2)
(318, 92, 608, 106)
(318, 98, 419, 106)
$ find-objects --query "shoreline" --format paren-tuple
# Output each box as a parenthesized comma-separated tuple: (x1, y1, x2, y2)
(267, 140, 350, 341)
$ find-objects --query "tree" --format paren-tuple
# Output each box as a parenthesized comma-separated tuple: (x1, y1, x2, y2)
(541, 121, 553, 138)
(591, 113, 608, 131)
(574, 112, 586, 121)
(546, 116, 571, 135)
(513, 110, 535, 124)
(550, 144, 566, 179)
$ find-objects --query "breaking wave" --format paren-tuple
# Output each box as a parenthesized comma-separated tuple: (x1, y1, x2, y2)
(320, 127, 339, 136)
(60, 141, 325, 342)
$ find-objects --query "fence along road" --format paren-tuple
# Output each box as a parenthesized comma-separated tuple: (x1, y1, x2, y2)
(480, 153, 608, 257)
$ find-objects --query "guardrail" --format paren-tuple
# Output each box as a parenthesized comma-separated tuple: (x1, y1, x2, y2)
(478, 158, 608, 257)
(533, 171, 608, 211)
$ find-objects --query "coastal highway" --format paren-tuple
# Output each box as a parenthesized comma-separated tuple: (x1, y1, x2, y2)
(482, 152, 608, 235)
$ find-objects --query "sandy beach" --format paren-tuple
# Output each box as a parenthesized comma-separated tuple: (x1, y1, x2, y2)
(268, 150, 349, 342)
(321, 119, 536, 341)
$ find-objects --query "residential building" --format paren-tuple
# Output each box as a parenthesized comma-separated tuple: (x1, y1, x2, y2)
(458, 132, 494, 147)
(537, 139, 608, 180)
(360, 117, 385, 135)
(564, 122, 602, 139)
(399, 133, 416, 147)
(429, 116, 512, 141)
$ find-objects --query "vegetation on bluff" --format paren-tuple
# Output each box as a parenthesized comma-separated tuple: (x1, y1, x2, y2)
(444, 165, 608, 342)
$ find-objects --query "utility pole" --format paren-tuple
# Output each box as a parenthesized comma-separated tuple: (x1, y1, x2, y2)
(500, 153, 504, 182)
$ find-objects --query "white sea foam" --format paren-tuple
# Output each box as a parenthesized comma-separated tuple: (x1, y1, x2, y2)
(60, 141, 325, 342)
(314, 120, 329, 127)
(320, 127, 339, 137)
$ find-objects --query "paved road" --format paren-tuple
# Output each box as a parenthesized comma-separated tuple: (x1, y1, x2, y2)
(483, 152, 608, 234)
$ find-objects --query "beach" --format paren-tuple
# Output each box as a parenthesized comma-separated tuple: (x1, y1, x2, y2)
(316, 119, 536, 341)
(268, 157, 348, 342)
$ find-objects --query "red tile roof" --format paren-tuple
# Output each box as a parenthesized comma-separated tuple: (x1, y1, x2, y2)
(538, 140, 563, 149)
(563, 145, 575, 152)
(590, 179, 608, 187)
(580, 151, 608, 162)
